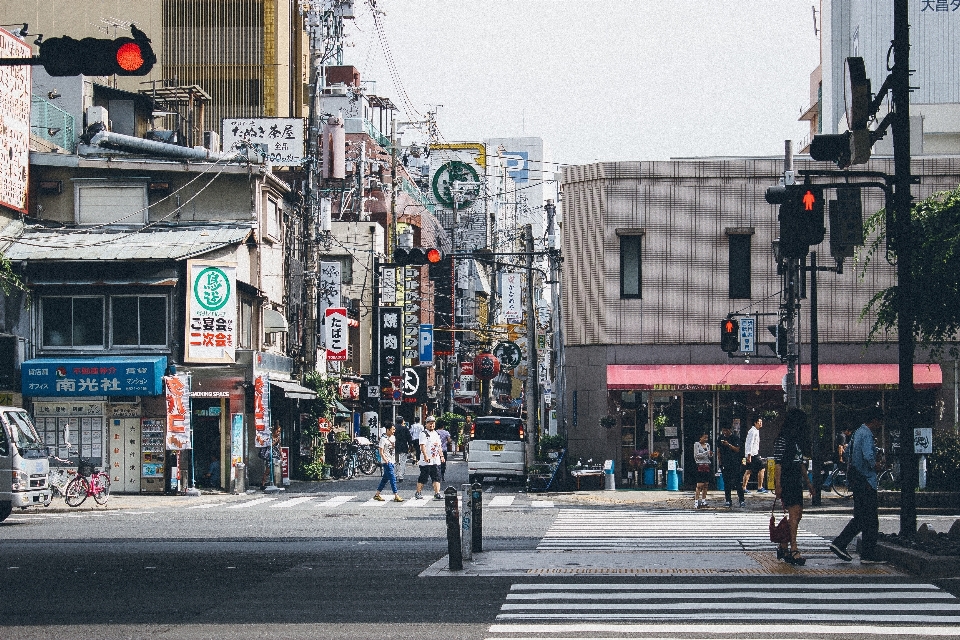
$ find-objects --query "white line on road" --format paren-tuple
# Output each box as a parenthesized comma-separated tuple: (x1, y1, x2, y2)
(270, 497, 315, 508)
(316, 495, 355, 507)
(226, 497, 277, 509)
(488, 496, 515, 507)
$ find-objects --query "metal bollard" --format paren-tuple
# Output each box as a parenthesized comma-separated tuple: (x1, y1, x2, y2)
(471, 482, 483, 552)
(444, 486, 463, 571)
(461, 484, 473, 561)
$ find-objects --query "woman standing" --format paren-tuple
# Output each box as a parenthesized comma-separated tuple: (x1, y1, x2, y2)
(773, 408, 815, 565)
(693, 432, 712, 509)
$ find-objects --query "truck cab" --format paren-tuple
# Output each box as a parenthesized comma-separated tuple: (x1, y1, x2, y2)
(0, 406, 51, 522)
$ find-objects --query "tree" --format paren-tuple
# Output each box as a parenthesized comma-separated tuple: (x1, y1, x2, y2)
(0, 253, 27, 296)
(860, 185, 960, 358)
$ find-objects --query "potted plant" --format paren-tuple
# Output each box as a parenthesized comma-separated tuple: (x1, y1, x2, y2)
(599, 415, 617, 429)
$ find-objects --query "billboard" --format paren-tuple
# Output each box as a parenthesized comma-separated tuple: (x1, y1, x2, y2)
(0, 29, 30, 213)
(185, 260, 237, 363)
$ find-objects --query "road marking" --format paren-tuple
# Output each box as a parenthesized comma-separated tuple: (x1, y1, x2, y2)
(271, 497, 315, 508)
(227, 497, 277, 509)
(188, 502, 225, 509)
(359, 498, 387, 507)
(488, 496, 515, 507)
(404, 497, 429, 507)
(531, 500, 555, 508)
(317, 495, 355, 507)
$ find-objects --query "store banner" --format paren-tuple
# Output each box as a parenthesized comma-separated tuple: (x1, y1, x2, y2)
(325, 307, 348, 361)
(186, 260, 237, 363)
(319, 261, 342, 320)
(254, 373, 271, 448)
(501, 273, 523, 322)
(380, 267, 397, 304)
(163, 374, 192, 450)
(379, 306, 402, 378)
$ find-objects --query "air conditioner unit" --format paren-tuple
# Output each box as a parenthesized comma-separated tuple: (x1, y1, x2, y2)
(86, 106, 109, 128)
(203, 131, 220, 152)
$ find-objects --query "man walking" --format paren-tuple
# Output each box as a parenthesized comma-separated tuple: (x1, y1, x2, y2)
(415, 415, 445, 500)
(718, 424, 745, 508)
(394, 418, 411, 482)
(829, 407, 886, 563)
(409, 416, 424, 463)
(742, 414, 768, 494)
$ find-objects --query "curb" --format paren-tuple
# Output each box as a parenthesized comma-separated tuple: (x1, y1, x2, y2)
(875, 540, 960, 579)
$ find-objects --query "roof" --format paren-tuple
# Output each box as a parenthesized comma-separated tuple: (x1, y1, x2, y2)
(4, 225, 254, 262)
(270, 379, 317, 400)
(606, 364, 943, 391)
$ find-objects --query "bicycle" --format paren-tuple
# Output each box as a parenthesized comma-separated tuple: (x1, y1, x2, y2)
(354, 437, 379, 476)
(820, 462, 851, 498)
(876, 448, 900, 490)
(64, 458, 111, 507)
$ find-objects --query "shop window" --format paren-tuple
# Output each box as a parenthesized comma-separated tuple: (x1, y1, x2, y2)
(42, 296, 105, 348)
(728, 234, 752, 299)
(620, 234, 642, 299)
(111, 296, 168, 347)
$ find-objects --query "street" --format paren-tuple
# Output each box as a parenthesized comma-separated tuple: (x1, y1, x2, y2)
(2, 459, 960, 639)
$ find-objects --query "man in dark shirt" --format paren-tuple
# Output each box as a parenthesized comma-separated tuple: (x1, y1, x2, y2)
(718, 424, 745, 508)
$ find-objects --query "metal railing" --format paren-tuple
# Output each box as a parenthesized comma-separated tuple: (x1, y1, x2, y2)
(31, 96, 75, 152)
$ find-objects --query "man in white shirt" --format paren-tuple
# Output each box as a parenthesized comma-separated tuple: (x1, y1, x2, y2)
(742, 415, 768, 494)
(415, 416, 445, 500)
(408, 417, 424, 463)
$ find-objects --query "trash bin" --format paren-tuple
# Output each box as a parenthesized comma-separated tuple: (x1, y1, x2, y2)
(643, 463, 656, 486)
(666, 460, 679, 491)
(715, 471, 725, 491)
(603, 460, 616, 491)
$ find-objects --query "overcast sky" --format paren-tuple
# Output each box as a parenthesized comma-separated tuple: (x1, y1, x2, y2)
(350, 1, 821, 166)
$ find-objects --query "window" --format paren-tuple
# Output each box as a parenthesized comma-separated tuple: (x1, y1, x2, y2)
(42, 297, 104, 347)
(325, 256, 354, 284)
(265, 198, 281, 241)
(728, 234, 752, 299)
(41, 295, 169, 349)
(74, 183, 148, 225)
(111, 296, 168, 346)
(620, 234, 643, 299)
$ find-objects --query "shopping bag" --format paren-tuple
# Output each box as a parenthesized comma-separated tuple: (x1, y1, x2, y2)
(769, 500, 791, 543)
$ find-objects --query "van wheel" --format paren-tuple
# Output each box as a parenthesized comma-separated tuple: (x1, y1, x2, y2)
(0, 501, 11, 523)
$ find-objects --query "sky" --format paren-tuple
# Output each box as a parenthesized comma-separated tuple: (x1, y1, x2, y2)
(348, 1, 822, 167)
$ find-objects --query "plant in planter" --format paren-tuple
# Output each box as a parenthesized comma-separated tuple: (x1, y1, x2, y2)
(599, 415, 618, 429)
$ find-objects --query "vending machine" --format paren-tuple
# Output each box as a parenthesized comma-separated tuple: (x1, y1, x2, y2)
(141, 418, 165, 493)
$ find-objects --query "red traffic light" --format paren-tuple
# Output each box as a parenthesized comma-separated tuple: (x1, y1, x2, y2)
(425, 248, 442, 264)
(720, 318, 740, 353)
(116, 41, 147, 73)
(801, 189, 817, 211)
(38, 27, 155, 77)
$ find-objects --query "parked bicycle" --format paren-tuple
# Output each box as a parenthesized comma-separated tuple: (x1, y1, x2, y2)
(47, 454, 78, 499)
(64, 458, 111, 507)
(876, 447, 900, 490)
(354, 436, 379, 476)
(820, 461, 851, 498)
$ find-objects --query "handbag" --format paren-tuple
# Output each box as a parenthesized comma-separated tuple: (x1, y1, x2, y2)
(769, 499, 791, 543)
(697, 463, 711, 473)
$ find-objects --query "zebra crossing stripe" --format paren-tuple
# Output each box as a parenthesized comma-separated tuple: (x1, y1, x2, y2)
(531, 500, 555, 508)
(488, 496, 515, 507)
(226, 497, 277, 509)
(404, 497, 429, 507)
(316, 495, 355, 507)
(188, 502, 225, 509)
(486, 622, 960, 636)
(271, 497, 315, 508)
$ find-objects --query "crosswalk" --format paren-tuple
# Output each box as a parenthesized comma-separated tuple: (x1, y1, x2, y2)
(175, 493, 552, 511)
(538, 509, 822, 551)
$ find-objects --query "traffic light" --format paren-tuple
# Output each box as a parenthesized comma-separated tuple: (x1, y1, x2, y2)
(38, 28, 156, 77)
(767, 322, 788, 360)
(810, 57, 875, 168)
(765, 183, 825, 259)
(721, 318, 740, 353)
(394, 246, 442, 266)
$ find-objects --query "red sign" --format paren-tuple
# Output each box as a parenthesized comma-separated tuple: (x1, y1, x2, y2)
(460, 361, 474, 377)
(280, 447, 289, 484)
(338, 381, 359, 400)
(325, 307, 348, 361)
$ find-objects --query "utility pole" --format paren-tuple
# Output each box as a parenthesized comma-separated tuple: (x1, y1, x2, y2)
(782, 141, 799, 409)
(545, 199, 563, 437)
(524, 224, 540, 443)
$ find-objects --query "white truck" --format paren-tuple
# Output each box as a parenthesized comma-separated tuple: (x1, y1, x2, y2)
(0, 406, 51, 522)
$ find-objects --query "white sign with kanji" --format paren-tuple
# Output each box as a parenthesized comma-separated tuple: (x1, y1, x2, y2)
(185, 261, 237, 363)
(325, 307, 348, 361)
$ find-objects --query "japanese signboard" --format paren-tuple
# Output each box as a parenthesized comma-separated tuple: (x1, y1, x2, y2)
(914, 427, 933, 454)
(325, 307, 348, 361)
(738, 316, 756, 354)
(221, 117, 304, 166)
(319, 261, 342, 319)
(0, 29, 30, 213)
(380, 267, 397, 305)
(379, 306, 402, 378)
(164, 374, 192, 450)
(501, 273, 523, 322)
(186, 260, 237, 363)
(253, 373, 271, 447)
(21, 356, 166, 397)
(419, 324, 434, 364)
(460, 361, 475, 382)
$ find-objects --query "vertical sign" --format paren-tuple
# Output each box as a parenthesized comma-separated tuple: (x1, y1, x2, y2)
(381, 267, 397, 305)
(738, 316, 756, 354)
(319, 261, 342, 320)
(254, 373, 271, 448)
(379, 306, 402, 378)
(0, 29, 30, 213)
(163, 374, 191, 450)
(501, 273, 523, 322)
(325, 307, 348, 361)
(231, 413, 243, 481)
(186, 260, 237, 363)
(419, 324, 434, 364)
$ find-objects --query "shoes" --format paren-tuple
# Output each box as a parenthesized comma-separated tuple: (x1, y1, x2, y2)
(373, 494, 385, 501)
(776, 546, 787, 560)
(757, 488, 770, 494)
(397, 478, 404, 483)
(393, 495, 404, 502)
(415, 491, 423, 500)
(724, 500, 732, 508)
(860, 555, 887, 564)
(743, 489, 751, 495)
(739, 500, 746, 508)
(784, 550, 806, 566)
(434, 493, 443, 500)
(829, 543, 852, 562)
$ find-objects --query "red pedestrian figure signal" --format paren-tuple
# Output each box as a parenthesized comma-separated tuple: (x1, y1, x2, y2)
(720, 318, 740, 353)
(802, 189, 817, 211)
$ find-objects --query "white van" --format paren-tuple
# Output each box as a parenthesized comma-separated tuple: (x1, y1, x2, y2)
(0, 407, 51, 522)
(466, 416, 530, 484)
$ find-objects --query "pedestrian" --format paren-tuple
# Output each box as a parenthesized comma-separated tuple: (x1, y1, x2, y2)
(415, 415, 445, 500)
(829, 407, 886, 564)
(742, 414, 768, 494)
(260, 423, 281, 488)
(718, 424, 745, 508)
(373, 424, 404, 502)
(394, 418, 411, 482)
(836, 425, 853, 465)
(773, 408, 815, 566)
(409, 416, 424, 463)
(693, 432, 712, 509)
(436, 423, 451, 481)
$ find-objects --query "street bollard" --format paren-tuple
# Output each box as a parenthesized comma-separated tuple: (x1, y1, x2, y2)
(471, 482, 483, 552)
(445, 486, 463, 571)
(461, 484, 473, 561)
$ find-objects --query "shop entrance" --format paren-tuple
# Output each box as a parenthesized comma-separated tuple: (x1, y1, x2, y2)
(192, 398, 225, 489)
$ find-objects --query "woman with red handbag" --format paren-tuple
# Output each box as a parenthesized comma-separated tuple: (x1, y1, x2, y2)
(692, 432, 712, 509)
(773, 408, 816, 565)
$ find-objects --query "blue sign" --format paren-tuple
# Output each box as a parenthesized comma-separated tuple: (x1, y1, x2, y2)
(419, 323, 434, 364)
(21, 356, 167, 397)
(503, 150, 529, 183)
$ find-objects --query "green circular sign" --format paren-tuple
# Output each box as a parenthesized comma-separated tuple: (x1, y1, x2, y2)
(193, 267, 231, 311)
(432, 160, 480, 208)
(493, 341, 522, 368)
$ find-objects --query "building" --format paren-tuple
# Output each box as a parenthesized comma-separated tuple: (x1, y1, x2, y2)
(560, 156, 960, 484)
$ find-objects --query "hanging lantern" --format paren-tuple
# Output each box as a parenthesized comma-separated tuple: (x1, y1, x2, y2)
(473, 352, 501, 381)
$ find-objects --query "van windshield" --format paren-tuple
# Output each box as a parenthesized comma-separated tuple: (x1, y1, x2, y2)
(474, 418, 523, 441)
(2, 410, 45, 458)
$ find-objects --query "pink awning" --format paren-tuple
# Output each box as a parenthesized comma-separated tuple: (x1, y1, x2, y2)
(606, 363, 942, 391)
